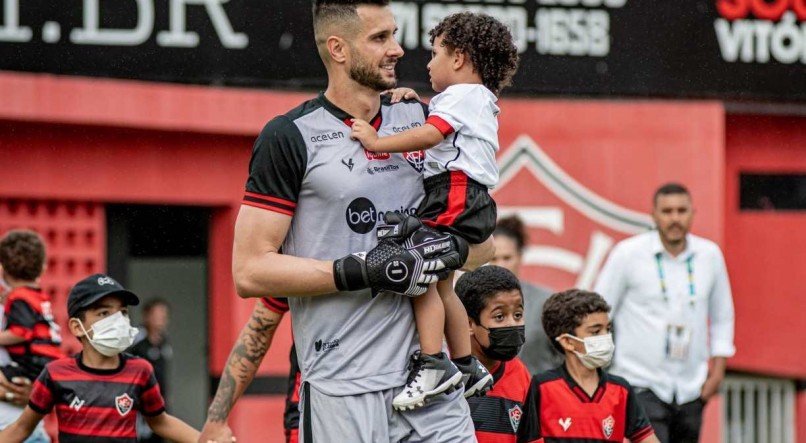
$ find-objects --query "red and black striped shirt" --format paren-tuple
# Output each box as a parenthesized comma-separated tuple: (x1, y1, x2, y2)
(3, 286, 64, 380)
(517, 365, 655, 443)
(29, 353, 166, 443)
(467, 357, 532, 443)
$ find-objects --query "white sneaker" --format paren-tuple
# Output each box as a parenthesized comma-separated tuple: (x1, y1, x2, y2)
(455, 356, 494, 398)
(392, 352, 463, 411)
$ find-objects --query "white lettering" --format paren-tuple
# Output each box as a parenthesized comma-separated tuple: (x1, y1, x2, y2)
(715, 14, 805, 64)
(157, 0, 248, 49)
(0, 0, 32, 42)
(71, 0, 154, 46)
(391, 2, 419, 50)
(536, 8, 609, 57)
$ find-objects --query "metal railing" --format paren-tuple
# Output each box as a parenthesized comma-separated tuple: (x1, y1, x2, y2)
(722, 375, 796, 443)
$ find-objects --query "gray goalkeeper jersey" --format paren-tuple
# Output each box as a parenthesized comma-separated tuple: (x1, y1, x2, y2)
(243, 93, 428, 396)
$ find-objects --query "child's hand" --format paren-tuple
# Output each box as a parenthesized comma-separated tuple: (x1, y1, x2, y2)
(383, 87, 420, 103)
(350, 119, 379, 150)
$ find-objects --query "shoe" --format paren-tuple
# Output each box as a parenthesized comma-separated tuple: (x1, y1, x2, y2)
(392, 352, 463, 411)
(455, 356, 493, 398)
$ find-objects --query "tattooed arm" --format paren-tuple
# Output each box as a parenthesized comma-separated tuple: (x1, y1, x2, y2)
(198, 301, 285, 443)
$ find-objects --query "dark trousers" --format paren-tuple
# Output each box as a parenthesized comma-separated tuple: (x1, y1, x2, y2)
(636, 389, 705, 443)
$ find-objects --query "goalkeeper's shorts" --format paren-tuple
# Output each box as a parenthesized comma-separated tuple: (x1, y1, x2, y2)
(418, 170, 496, 245)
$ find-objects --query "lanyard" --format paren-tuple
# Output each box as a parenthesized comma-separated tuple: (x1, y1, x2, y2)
(654, 253, 695, 306)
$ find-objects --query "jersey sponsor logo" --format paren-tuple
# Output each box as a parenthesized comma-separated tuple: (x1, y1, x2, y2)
(346, 197, 378, 234)
(403, 151, 425, 173)
(508, 404, 523, 433)
(602, 415, 615, 438)
(342, 157, 355, 171)
(384, 260, 409, 283)
(115, 393, 134, 416)
(391, 121, 423, 133)
(345, 198, 417, 234)
(559, 417, 572, 431)
(365, 150, 390, 160)
(97, 276, 117, 286)
(314, 338, 340, 353)
(310, 132, 344, 143)
(365, 164, 400, 175)
(69, 396, 85, 411)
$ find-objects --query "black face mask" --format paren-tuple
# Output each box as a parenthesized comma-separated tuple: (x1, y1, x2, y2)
(477, 325, 525, 361)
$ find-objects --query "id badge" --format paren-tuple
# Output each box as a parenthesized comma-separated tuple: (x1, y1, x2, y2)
(666, 324, 691, 361)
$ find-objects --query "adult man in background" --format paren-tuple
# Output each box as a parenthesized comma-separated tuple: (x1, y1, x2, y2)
(131, 298, 173, 443)
(491, 216, 562, 374)
(594, 183, 735, 442)
(228, 1, 488, 441)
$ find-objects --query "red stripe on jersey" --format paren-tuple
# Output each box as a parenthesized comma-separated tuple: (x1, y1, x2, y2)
(242, 200, 295, 216)
(7, 325, 32, 340)
(476, 430, 517, 443)
(487, 358, 531, 403)
(425, 115, 455, 136)
(261, 297, 290, 314)
(140, 383, 166, 414)
(431, 171, 468, 228)
(630, 425, 655, 442)
(291, 370, 302, 403)
(29, 379, 54, 412)
(287, 427, 299, 443)
(244, 192, 297, 209)
(55, 405, 137, 438)
(48, 363, 152, 386)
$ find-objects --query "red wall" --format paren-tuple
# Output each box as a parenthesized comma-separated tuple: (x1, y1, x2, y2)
(724, 114, 806, 378)
(2, 72, 802, 442)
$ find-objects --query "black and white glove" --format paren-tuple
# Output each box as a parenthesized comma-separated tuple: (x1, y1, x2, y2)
(334, 239, 437, 296)
(333, 213, 469, 296)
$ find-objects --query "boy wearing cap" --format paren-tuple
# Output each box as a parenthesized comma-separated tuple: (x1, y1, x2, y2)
(0, 274, 202, 443)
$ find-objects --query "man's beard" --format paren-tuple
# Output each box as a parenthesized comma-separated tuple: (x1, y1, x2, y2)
(349, 55, 396, 91)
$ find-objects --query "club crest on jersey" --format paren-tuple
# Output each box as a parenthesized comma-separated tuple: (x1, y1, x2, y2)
(602, 415, 615, 438)
(404, 151, 424, 172)
(115, 393, 134, 416)
(508, 404, 522, 432)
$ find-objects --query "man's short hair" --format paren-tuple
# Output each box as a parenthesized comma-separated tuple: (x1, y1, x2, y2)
(0, 230, 46, 281)
(312, 0, 390, 59)
(143, 297, 170, 315)
(455, 266, 521, 323)
(542, 289, 610, 353)
(653, 182, 690, 206)
(429, 12, 520, 95)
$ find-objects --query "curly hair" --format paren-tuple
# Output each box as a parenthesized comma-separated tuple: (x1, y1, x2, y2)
(455, 265, 522, 323)
(429, 12, 520, 95)
(542, 289, 610, 354)
(495, 215, 528, 253)
(0, 230, 46, 281)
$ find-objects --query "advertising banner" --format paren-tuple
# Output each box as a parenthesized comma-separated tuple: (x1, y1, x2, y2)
(1, 0, 804, 101)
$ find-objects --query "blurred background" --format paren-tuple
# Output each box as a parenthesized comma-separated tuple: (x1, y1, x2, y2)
(0, 1, 803, 442)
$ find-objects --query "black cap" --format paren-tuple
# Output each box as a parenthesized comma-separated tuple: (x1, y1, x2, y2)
(67, 274, 140, 318)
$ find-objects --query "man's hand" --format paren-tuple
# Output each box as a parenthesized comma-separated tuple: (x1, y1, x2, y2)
(383, 88, 420, 103)
(334, 213, 468, 296)
(350, 119, 379, 151)
(0, 372, 32, 407)
(700, 356, 727, 402)
(198, 421, 236, 443)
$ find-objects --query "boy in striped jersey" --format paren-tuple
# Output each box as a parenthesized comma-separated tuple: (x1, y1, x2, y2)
(0, 274, 203, 443)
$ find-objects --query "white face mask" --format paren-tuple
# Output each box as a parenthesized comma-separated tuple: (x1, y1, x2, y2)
(559, 333, 615, 369)
(77, 311, 139, 357)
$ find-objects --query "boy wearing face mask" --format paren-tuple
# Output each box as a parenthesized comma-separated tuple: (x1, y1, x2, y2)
(0, 274, 203, 443)
(455, 266, 531, 443)
(517, 289, 659, 443)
